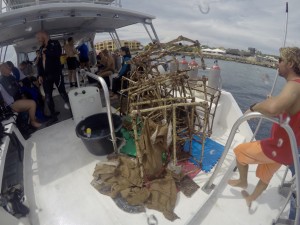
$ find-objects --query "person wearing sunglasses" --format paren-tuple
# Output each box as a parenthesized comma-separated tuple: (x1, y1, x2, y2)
(228, 47, 300, 208)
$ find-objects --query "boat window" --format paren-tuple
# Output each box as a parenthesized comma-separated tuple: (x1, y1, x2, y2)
(27, 51, 37, 62)
(17, 53, 27, 64)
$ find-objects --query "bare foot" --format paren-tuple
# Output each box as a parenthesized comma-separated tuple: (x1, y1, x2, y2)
(241, 190, 252, 208)
(31, 121, 42, 128)
(228, 179, 248, 189)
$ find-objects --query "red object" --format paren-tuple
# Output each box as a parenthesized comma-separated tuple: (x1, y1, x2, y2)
(212, 64, 220, 70)
(181, 57, 188, 65)
(189, 59, 198, 67)
(177, 161, 201, 179)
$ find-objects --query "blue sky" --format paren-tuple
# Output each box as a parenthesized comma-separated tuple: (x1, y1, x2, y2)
(96, 0, 300, 55)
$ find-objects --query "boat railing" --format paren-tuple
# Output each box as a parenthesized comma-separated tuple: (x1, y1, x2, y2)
(202, 112, 300, 225)
(1, 0, 122, 13)
(76, 69, 118, 154)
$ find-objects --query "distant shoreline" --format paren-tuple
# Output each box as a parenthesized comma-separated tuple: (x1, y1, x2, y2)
(182, 52, 277, 69)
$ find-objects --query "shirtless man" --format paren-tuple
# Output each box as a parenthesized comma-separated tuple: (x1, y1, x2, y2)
(64, 37, 78, 87)
(228, 47, 300, 207)
(97, 49, 115, 90)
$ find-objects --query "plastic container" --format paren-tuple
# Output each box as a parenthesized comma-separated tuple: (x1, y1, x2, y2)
(76, 113, 123, 155)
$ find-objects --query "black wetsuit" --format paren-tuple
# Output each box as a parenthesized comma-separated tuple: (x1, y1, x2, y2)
(37, 39, 69, 116)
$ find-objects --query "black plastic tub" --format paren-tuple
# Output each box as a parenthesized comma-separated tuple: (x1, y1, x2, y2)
(76, 113, 122, 156)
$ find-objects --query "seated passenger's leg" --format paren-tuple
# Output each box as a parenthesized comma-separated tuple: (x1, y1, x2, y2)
(11, 99, 41, 128)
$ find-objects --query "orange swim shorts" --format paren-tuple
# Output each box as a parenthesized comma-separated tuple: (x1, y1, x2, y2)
(234, 141, 282, 184)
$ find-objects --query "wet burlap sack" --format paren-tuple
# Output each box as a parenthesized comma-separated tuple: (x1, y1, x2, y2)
(120, 187, 150, 206)
(91, 117, 179, 221)
(92, 156, 143, 197)
(146, 173, 179, 221)
(139, 118, 169, 177)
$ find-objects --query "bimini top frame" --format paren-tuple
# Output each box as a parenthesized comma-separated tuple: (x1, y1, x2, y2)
(0, 2, 156, 53)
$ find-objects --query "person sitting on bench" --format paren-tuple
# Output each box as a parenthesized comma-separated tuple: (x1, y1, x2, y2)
(0, 63, 41, 128)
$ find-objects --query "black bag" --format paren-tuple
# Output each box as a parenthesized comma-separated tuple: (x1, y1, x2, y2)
(15, 112, 34, 140)
(2, 186, 30, 218)
(0, 105, 14, 122)
(0, 90, 15, 122)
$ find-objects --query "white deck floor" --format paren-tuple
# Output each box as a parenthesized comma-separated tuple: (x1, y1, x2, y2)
(23, 119, 292, 225)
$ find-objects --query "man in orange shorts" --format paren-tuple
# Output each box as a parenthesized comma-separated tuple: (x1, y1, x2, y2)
(228, 47, 300, 207)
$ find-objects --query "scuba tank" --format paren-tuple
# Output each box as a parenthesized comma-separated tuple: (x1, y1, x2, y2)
(169, 57, 178, 73)
(188, 56, 199, 80)
(208, 60, 222, 95)
(179, 55, 189, 71)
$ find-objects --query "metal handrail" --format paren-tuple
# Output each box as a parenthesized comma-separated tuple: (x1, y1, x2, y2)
(202, 112, 300, 225)
(1, 0, 121, 12)
(76, 69, 118, 154)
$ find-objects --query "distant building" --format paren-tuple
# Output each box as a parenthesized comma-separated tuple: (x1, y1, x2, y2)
(94, 40, 142, 51)
(248, 47, 256, 56)
(202, 48, 226, 54)
(255, 55, 278, 67)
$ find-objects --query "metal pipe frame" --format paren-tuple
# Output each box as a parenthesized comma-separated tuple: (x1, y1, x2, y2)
(76, 69, 118, 154)
(0, 47, 3, 62)
(109, 30, 121, 49)
(143, 23, 154, 43)
(3, 46, 8, 62)
(202, 112, 300, 225)
(149, 22, 160, 44)
(113, 30, 121, 49)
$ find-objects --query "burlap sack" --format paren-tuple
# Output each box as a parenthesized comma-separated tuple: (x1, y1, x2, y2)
(139, 118, 169, 177)
(146, 173, 179, 221)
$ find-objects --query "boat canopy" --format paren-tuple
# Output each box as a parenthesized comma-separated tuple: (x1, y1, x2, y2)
(0, 2, 155, 53)
(2, 0, 119, 11)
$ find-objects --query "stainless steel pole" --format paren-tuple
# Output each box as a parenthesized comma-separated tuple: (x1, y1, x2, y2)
(250, 2, 289, 142)
(77, 70, 118, 154)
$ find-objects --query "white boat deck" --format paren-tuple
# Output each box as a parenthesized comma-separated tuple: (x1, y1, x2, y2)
(22, 117, 292, 225)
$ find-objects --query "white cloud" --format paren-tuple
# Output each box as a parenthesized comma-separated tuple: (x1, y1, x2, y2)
(96, 0, 300, 55)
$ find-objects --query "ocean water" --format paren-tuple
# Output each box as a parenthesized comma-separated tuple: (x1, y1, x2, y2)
(201, 58, 284, 140)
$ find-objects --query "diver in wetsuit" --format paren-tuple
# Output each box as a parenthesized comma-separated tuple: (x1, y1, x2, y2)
(36, 31, 70, 125)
